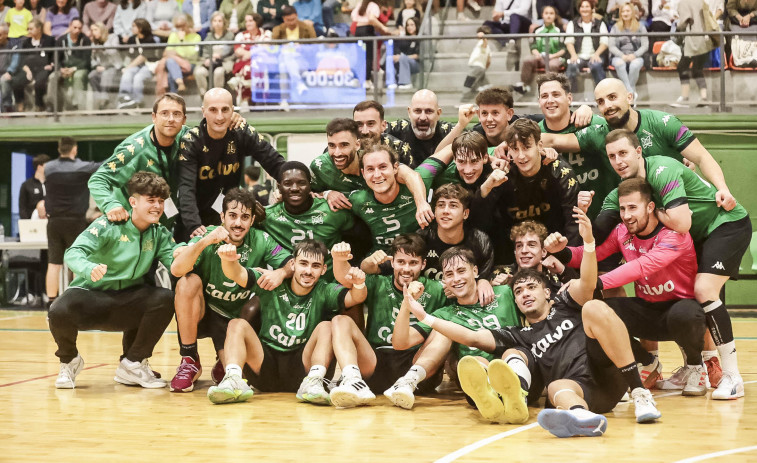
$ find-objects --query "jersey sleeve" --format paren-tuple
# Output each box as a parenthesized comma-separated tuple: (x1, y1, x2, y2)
(599, 228, 690, 290)
(473, 229, 494, 279)
(243, 125, 286, 181)
(321, 282, 349, 314)
(64, 220, 113, 278)
(88, 137, 145, 214)
(242, 267, 263, 290)
(489, 327, 523, 359)
(155, 226, 178, 269)
(416, 305, 453, 335)
(659, 113, 696, 153)
(567, 225, 621, 268)
(574, 124, 606, 157)
(176, 130, 203, 234)
(261, 231, 292, 269)
(649, 159, 689, 210)
(309, 156, 328, 192)
(414, 160, 439, 190)
(552, 159, 580, 245)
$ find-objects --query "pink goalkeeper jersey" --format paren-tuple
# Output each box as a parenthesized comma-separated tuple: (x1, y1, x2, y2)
(568, 224, 696, 302)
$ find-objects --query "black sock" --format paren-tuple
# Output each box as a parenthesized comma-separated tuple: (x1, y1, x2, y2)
(569, 405, 586, 410)
(702, 300, 734, 345)
(179, 342, 198, 360)
(630, 338, 655, 365)
(620, 362, 644, 390)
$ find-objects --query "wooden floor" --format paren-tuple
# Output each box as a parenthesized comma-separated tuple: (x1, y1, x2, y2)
(2, 310, 756, 462)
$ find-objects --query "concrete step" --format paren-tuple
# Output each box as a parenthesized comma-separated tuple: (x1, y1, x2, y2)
(432, 52, 516, 72)
(425, 70, 521, 91)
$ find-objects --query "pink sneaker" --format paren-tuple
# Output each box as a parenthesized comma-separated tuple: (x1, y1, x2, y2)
(169, 357, 202, 392)
(704, 357, 723, 388)
(211, 359, 224, 385)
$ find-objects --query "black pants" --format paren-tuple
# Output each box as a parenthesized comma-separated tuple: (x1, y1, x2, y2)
(48, 285, 175, 363)
(11, 68, 51, 109)
(605, 297, 706, 364)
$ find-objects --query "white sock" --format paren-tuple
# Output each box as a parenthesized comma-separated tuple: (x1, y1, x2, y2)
(716, 341, 739, 375)
(225, 363, 242, 377)
(403, 365, 427, 386)
(340, 364, 361, 380)
(309, 364, 327, 379)
(702, 350, 718, 361)
(504, 354, 531, 389)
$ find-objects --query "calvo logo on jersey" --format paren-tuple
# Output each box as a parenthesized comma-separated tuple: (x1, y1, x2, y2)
(205, 282, 251, 302)
(530, 319, 576, 359)
(638, 280, 675, 296)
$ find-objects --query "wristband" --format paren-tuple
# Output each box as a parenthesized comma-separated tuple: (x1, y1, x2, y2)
(583, 241, 596, 253)
(352, 283, 365, 289)
(422, 314, 437, 327)
(323, 190, 331, 200)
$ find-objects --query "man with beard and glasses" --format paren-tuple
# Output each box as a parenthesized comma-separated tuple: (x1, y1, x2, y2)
(589, 130, 751, 400)
(328, 235, 450, 409)
(384, 89, 453, 162)
(353, 100, 415, 167)
(168, 188, 292, 393)
(309, 118, 433, 229)
(540, 78, 736, 223)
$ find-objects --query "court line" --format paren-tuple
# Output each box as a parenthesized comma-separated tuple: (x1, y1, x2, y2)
(0, 314, 35, 322)
(0, 363, 108, 388)
(671, 445, 757, 463)
(434, 423, 540, 463)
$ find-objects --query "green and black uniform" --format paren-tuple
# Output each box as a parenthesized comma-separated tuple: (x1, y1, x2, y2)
(49, 217, 178, 364)
(417, 285, 521, 362)
(601, 156, 751, 276)
(385, 119, 453, 163)
(309, 153, 367, 193)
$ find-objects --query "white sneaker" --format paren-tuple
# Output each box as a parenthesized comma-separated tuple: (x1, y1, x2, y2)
(466, 0, 481, 11)
(207, 373, 254, 404)
(711, 372, 745, 400)
(114, 358, 167, 388)
(330, 376, 375, 408)
(669, 96, 690, 108)
(398, 84, 413, 90)
(384, 377, 416, 409)
(656, 366, 687, 390)
(456, 12, 471, 21)
(682, 365, 707, 396)
(537, 408, 607, 438)
(296, 375, 332, 405)
(506, 39, 517, 53)
(55, 354, 84, 389)
(639, 357, 662, 389)
(631, 387, 661, 423)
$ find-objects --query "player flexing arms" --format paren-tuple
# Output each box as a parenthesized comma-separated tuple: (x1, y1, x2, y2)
(168, 188, 292, 392)
(208, 240, 367, 404)
(327, 236, 450, 408)
(50, 172, 177, 389)
(598, 130, 751, 399)
(404, 208, 662, 434)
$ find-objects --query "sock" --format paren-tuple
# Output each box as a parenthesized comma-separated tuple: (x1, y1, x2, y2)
(403, 365, 426, 386)
(619, 362, 644, 390)
(225, 363, 242, 378)
(309, 364, 327, 379)
(504, 354, 531, 391)
(702, 350, 718, 361)
(631, 339, 655, 365)
(179, 341, 198, 361)
(569, 405, 586, 410)
(702, 300, 739, 373)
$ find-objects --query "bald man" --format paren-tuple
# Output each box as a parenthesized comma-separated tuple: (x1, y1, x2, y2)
(385, 89, 453, 162)
(176, 88, 287, 241)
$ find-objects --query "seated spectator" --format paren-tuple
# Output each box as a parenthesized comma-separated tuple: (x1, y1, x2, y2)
(727, 0, 757, 28)
(155, 13, 201, 94)
(221, 0, 254, 34)
(81, 0, 117, 38)
(514, 5, 565, 95)
(609, 3, 648, 98)
(573, 0, 606, 19)
(230, 13, 266, 102)
(606, 0, 646, 24)
(273, 6, 317, 39)
(705, 0, 724, 26)
(10, 18, 55, 112)
(391, 16, 420, 89)
(29, 0, 47, 24)
(483, 0, 531, 49)
(181, 0, 215, 38)
(5, 0, 34, 47)
(0, 24, 14, 112)
(257, 0, 288, 30)
(565, 0, 608, 94)
(48, 17, 90, 110)
(113, 0, 147, 44)
(89, 22, 122, 109)
(395, 0, 422, 29)
(148, 0, 180, 40)
(293, 0, 325, 36)
(534, 0, 570, 28)
(194, 11, 235, 97)
(44, 0, 79, 39)
(648, 0, 678, 38)
(116, 18, 162, 109)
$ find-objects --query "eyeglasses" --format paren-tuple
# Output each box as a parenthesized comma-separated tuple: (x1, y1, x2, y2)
(157, 110, 185, 120)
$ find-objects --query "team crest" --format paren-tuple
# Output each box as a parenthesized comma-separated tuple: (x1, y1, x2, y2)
(227, 141, 237, 155)
(143, 239, 154, 252)
(640, 131, 653, 149)
(311, 213, 325, 225)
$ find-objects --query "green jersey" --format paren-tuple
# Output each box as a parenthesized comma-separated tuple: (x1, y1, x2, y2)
(541, 114, 617, 218)
(189, 226, 291, 319)
(65, 217, 176, 291)
(88, 124, 190, 224)
(601, 156, 748, 242)
(364, 275, 448, 348)
(247, 269, 347, 352)
(261, 198, 354, 254)
(309, 153, 366, 193)
(418, 285, 521, 361)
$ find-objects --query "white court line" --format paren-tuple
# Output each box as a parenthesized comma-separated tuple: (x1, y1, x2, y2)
(434, 423, 539, 463)
(0, 313, 35, 322)
(671, 445, 757, 463)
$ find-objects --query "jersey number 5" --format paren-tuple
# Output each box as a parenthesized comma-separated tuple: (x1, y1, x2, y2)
(382, 214, 400, 233)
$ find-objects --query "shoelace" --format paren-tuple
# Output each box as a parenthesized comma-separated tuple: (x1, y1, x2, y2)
(175, 361, 200, 379)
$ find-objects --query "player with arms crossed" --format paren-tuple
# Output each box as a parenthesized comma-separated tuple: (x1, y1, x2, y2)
(207, 240, 367, 404)
(168, 188, 292, 392)
(403, 208, 662, 435)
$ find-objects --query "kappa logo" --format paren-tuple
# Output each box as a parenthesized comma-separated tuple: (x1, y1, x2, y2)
(654, 165, 667, 177)
(661, 115, 671, 126)
(625, 242, 636, 251)
(276, 215, 289, 222)
(427, 250, 439, 258)
(365, 208, 374, 214)
(712, 261, 725, 271)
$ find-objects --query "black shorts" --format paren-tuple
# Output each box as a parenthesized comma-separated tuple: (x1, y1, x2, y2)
(696, 216, 752, 277)
(582, 337, 628, 414)
(242, 344, 336, 393)
(47, 217, 88, 265)
(365, 346, 444, 394)
(196, 308, 232, 352)
(604, 297, 705, 341)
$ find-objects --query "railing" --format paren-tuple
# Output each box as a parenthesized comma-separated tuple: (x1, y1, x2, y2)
(0, 29, 755, 119)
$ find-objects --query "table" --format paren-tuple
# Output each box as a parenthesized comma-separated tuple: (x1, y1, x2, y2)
(0, 240, 69, 305)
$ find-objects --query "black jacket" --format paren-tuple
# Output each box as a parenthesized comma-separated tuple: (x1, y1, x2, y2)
(19, 177, 45, 219)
